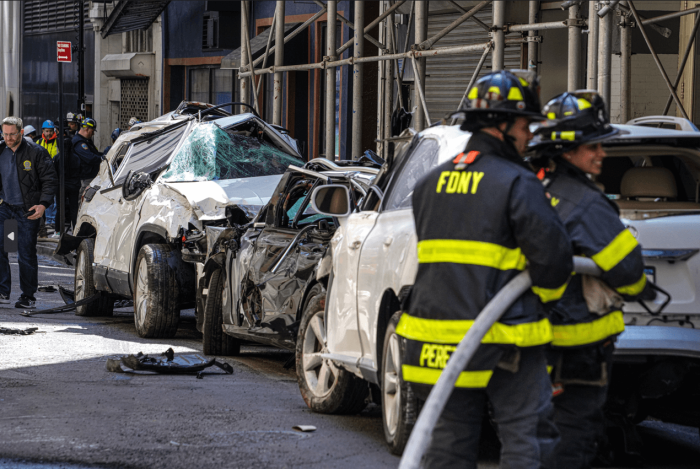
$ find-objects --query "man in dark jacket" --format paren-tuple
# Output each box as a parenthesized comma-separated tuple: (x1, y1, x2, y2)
(0, 116, 57, 308)
(402, 71, 573, 469)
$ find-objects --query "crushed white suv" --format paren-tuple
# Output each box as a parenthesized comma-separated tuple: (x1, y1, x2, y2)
(307, 119, 700, 455)
(56, 102, 302, 338)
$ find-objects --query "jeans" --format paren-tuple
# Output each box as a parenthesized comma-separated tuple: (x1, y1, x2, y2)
(45, 198, 57, 224)
(0, 203, 39, 297)
(422, 347, 559, 469)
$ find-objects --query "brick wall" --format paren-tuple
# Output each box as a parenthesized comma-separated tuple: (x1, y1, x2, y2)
(610, 53, 678, 123)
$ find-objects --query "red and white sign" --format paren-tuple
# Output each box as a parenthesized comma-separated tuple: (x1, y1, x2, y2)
(57, 41, 72, 63)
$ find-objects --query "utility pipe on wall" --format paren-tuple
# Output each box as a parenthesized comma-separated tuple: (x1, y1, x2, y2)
(413, 1, 428, 131)
(567, 2, 582, 91)
(619, 4, 632, 123)
(492, 0, 505, 70)
(528, 1, 539, 72)
(352, 1, 365, 160)
(587, 1, 599, 90)
(597, 1, 613, 110)
(325, 0, 338, 160)
(273, 1, 285, 126)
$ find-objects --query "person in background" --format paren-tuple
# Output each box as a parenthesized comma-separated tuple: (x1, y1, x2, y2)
(127, 117, 141, 130)
(73, 118, 103, 201)
(0, 116, 57, 308)
(23, 125, 38, 144)
(36, 120, 59, 237)
(64, 112, 82, 138)
(103, 128, 121, 155)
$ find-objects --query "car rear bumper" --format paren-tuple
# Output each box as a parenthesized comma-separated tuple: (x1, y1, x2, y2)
(614, 325, 700, 359)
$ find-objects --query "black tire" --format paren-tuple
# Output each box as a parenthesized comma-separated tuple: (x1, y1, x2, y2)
(296, 284, 368, 414)
(74, 238, 114, 317)
(203, 269, 241, 356)
(382, 311, 419, 455)
(133, 244, 180, 338)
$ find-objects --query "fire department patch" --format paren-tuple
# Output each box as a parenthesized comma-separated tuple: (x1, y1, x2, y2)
(81, 143, 88, 150)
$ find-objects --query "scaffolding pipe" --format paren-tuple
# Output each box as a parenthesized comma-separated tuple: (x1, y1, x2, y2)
(642, 6, 700, 25)
(384, 2, 395, 156)
(598, 1, 613, 109)
(448, 1, 490, 31)
(587, 1, 599, 90)
(239, 39, 526, 77)
(242, 0, 260, 114)
(620, 5, 632, 123)
(239, 1, 249, 114)
(662, 11, 700, 116)
(400, 1, 415, 80)
(418, 1, 491, 50)
(507, 20, 576, 32)
(398, 257, 604, 469)
(336, 0, 406, 56)
(377, 0, 386, 158)
(325, 0, 338, 160)
(255, 4, 277, 99)
(458, 43, 492, 111)
(617, 3, 672, 38)
(352, 1, 365, 159)
(568, 2, 582, 90)
(528, 1, 539, 72)
(627, 1, 689, 120)
(273, 1, 285, 126)
(597, 0, 620, 17)
(413, 1, 428, 131)
(247, 6, 327, 70)
(320, 4, 386, 52)
(411, 55, 431, 126)
(492, 1, 506, 70)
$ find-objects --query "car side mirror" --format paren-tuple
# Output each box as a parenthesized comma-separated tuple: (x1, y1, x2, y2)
(310, 184, 351, 217)
(122, 170, 152, 201)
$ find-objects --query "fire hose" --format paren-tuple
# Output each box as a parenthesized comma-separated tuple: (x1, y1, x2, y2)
(399, 257, 610, 468)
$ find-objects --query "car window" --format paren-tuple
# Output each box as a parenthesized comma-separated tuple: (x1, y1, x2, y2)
(161, 123, 300, 182)
(110, 143, 130, 175)
(113, 126, 189, 186)
(279, 179, 314, 228)
(383, 138, 441, 211)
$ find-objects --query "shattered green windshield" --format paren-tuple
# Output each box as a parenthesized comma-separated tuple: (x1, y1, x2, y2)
(161, 123, 299, 182)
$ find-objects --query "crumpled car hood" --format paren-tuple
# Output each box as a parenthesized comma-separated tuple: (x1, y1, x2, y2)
(162, 174, 282, 220)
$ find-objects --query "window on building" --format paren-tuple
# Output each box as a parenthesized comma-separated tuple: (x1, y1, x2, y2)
(23, 0, 89, 35)
(188, 67, 236, 112)
(203, 12, 220, 50)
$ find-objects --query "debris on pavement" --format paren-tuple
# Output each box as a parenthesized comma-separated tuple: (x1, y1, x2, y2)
(292, 425, 317, 433)
(20, 288, 104, 317)
(106, 348, 234, 378)
(0, 326, 40, 335)
(114, 299, 134, 308)
(37, 285, 57, 293)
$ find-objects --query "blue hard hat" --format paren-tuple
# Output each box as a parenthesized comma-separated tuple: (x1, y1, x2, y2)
(111, 128, 121, 142)
(42, 120, 54, 129)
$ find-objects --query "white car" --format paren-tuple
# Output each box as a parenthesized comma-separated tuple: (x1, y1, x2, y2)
(56, 102, 303, 338)
(305, 118, 700, 455)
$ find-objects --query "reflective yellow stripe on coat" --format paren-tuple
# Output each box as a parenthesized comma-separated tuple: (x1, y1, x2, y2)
(402, 365, 492, 388)
(615, 273, 647, 296)
(417, 239, 527, 271)
(551, 311, 625, 347)
(396, 314, 553, 347)
(592, 229, 638, 272)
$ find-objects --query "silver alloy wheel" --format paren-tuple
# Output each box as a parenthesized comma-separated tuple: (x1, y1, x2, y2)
(302, 310, 338, 397)
(75, 250, 86, 303)
(134, 257, 149, 329)
(383, 331, 401, 438)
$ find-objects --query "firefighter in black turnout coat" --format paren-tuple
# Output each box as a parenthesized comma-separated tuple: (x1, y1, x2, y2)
(399, 70, 573, 469)
(530, 91, 652, 469)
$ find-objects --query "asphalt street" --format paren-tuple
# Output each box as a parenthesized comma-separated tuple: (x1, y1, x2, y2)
(0, 254, 698, 469)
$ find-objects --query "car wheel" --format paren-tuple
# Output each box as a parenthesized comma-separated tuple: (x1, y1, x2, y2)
(133, 244, 180, 338)
(382, 311, 419, 455)
(203, 268, 241, 356)
(74, 238, 114, 317)
(296, 283, 368, 414)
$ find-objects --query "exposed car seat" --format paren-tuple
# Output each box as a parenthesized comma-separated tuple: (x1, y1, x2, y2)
(616, 167, 700, 210)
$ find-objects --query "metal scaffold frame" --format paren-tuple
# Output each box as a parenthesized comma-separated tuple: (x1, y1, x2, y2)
(233, 1, 699, 160)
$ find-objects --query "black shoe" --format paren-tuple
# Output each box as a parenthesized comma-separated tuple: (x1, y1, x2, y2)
(0, 293, 9, 304)
(15, 295, 36, 309)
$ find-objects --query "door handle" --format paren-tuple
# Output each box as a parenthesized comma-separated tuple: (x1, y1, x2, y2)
(350, 240, 361, 250)
(384, 236, 393, 247)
